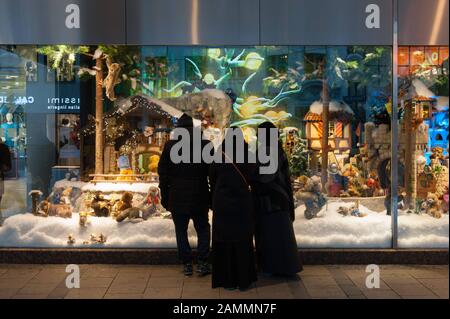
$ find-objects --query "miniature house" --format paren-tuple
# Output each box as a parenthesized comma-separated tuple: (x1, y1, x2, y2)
(303, 100, 353, 170)
(413, 96, 434, 120)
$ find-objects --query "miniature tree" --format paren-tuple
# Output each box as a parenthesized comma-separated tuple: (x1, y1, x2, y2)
(288, 134, 310, 177)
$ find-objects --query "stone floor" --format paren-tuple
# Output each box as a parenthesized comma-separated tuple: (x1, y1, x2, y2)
(0, 264, 447, 299)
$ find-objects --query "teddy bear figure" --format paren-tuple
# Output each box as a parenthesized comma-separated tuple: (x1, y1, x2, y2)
(425, 193, 442, 219)
(294, 176, 326, 220)
(90, 193, 111, 217)
(112, 192, 133, 216)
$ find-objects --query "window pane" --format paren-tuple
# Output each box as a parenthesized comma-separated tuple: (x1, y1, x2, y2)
(397, 46, 449, 249)
(0, 45, 394, 249)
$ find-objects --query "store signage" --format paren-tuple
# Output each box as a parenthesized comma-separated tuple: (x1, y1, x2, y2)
(47, 97, 80, 111)
(0, 95, 80, 111)
(0, 95, 34, 105)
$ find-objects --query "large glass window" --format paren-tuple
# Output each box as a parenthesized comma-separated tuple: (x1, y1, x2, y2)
(0, 45, 446, 249)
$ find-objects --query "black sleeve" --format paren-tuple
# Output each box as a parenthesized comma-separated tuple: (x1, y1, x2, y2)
(0, 144, 12, 173)
(157, 142, 172, 209)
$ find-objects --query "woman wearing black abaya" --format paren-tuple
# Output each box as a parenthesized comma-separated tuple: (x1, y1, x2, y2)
(209, 128, 257, 290)
(253, 122, 302, 276)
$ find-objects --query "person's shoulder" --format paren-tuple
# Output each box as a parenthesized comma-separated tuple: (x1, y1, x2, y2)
(0, 143, 9, 151)
(162, 140, 176, 149)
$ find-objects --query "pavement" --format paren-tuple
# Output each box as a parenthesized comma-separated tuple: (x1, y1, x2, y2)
(0, 264, 448, 299)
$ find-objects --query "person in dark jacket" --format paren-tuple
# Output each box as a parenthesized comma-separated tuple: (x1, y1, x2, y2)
(0, 140, 12, 225)
(378, 158, 405, 215)
(253, 121, 302, 277)
(209, 128, 258, 290)
(158, 113, 213, 276)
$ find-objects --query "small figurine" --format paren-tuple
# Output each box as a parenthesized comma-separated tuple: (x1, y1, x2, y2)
(29, 190, 43, 215)
(113, 192, 133, 214)
(294, 176, 326, 219)
(327, 163, 343, 197)
(67, 234, 76, 245)
(89, 233, 107, 244)
(37, 200, 50, 217)
(90, 193, 110, 217)
(79, 212, 90, 227)
(104, 56, 121, 101)
(337, 206, 350, 216)
(337, 203, 367, 217)
(349, 205, 367, 217)
(425, 193, 442, 219)
(148, 155, 160, 174)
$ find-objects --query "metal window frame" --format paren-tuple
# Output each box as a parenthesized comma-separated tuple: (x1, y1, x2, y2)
(391, 0, 399, 249)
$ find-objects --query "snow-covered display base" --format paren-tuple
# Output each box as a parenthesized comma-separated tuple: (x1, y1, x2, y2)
(294, 201, 449, 248)
(0, 213, 185, 248)
(0, 201, 447, 248)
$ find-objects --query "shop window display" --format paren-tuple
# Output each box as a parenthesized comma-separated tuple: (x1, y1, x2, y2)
(0, 44, 447, 249)
(397, 46, 449, 248)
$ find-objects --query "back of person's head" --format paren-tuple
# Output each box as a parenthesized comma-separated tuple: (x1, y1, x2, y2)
(222, 127, 249, 163)
(176, 113, 194, 128)
(257, 121, 280, 148)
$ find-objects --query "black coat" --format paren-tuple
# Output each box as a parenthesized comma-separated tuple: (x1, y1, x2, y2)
(253, 123, 301, 275)
(157, 114, 212, 214)
(209, 135, 257, 242)
(254, 147, 295, 220)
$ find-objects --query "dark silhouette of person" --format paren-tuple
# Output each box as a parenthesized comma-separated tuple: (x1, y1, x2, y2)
(158, 113, 212, 276)
(378, 158, 405, 215)
(0, 139, 12, 224)
(253, 121, 302, 277)
(209, 128, 258, 290)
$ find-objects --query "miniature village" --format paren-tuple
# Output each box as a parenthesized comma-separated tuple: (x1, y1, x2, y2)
(0, 46, 448, 248)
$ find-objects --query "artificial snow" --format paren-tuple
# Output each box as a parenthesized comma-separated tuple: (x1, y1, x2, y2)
(309, 100, 354, 115)
(293, 201, 448, 248)
(54, 179, 87, 190)
(294, 201, 392, 248)
(410, 79, 436, 99)
(81, 182, 158, 194)
(0, 200, 447, 248)
(398, 211, 449, 248)
(0, 213, 191, 248)
(409, 79, 449, 111)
